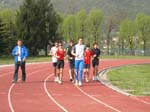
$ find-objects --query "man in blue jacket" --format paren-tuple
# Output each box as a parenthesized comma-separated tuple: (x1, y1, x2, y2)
(12, 39, 28, 83)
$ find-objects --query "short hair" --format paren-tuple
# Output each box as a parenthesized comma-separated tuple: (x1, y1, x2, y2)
(69, 40, 74, 43)
(78, 37, 83, 40)
(55, 41, 59, 43)
(58, 40, 62, 43)
(18, 39, 22, 42)
(93, 42, 97, 46)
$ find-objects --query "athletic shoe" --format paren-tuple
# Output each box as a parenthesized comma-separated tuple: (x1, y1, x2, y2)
(70, 78, 73, 82)
(78, 81, 82, 86)
(22, 80, 25, 83)
(12, 80, 17, 83)
(92, 76, 95, 81)
(93, 76, 98, 81)
(58, 80, 62, 84)
(54, 77, 58, 82)
(71, 80, 75, 83)
(85, 78, 89, 83)
(96, 76, 99, 80)
(75, 80, 78, 86)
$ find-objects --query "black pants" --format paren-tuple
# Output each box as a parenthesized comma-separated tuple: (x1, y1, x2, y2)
(13, 61, 26, 81)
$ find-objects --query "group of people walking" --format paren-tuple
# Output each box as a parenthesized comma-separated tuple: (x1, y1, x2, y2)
(49, 37, 100, 86)
(11, 38, 100, 87)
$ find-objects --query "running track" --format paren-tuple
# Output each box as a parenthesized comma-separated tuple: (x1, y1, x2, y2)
(0, 59, 150, 112)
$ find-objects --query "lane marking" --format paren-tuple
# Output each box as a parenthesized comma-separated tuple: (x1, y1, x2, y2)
(52, 93, 64, 96)
(0, 71, 13, 78)
(8, 68, 50, 112)
(0, 65, 44, 78)
(8, 84, 15, 112)
(44, 74, 69, 112)
(131, 97, 150, 105)
(76, 86, 121, 112)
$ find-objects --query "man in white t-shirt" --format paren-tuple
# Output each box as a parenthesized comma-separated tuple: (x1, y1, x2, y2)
(49, 41, 58, 82)
(72, 38, 85, 86)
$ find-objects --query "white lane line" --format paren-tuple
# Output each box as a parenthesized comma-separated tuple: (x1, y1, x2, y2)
(8, 68, 50, 112)
(76, 86, 121, 112)
(0, 62, 50, 68)
(44, 74, 69, 112)
(52, 93, 64, 96)
(0, 65, 43, 78)
(8, 84, 15, 112)
(131, 96, 150, 105)
(0, 71, 13, 78)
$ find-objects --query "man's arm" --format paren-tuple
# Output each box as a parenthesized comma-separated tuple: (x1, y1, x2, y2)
(22, 46, 28, 61)
(12, 46, 17, 56)
(71, 46, 77, 57)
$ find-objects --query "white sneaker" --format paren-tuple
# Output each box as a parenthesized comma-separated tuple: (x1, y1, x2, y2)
(92, 76, 95, 81)
(58, 80, 62, 84)
(78, 81, 82, 86)
(75, 80, 78, 86)
(96, 76, 99, 80)
(85, 78, 89, 83)
(54, 77, 58, 82)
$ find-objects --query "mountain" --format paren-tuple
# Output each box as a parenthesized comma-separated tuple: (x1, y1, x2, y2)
(0, 0, 150, 18)
(51, 0, 150, 18)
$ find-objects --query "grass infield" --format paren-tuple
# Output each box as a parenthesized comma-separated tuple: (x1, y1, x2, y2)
(108, 64, 150, 96)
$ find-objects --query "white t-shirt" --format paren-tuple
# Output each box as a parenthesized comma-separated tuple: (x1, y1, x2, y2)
(74, 44, 85, 60)
(50, 46, 58, 63)
(18, 46, 21, 61)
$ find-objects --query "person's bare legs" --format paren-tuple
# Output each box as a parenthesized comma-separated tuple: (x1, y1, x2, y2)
(59, 68, 63, 84)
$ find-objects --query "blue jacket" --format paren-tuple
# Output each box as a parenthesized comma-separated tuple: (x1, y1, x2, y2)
(12, 45, 28, 62)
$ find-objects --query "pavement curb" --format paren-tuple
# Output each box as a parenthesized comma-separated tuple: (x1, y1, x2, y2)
(98, 63, 150, 97)
(98, 68, 132, 96)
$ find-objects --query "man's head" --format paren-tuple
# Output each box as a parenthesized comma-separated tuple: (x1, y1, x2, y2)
(69, 40, 74, 46)
(78, 37, 83, 45)
(86, 44, 90, 51)
(55, 41, 58, 47)
(58, 41, 63, 49)
(93, 43, 98, 49)
(17, 40, 22, 47)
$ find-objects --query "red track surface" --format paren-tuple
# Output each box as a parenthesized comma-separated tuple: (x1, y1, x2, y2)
(0, 59, 150, 112)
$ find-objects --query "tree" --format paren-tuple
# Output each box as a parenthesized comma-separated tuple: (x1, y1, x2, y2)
(0, 9, 16, 55)
(88, 9, 103, 44)
(16, 0, 59, 56)
(76, 10, 87, 39)
(119, 19, 137, 55)
(136, 13, 150, 56)
(0, 19, 6, 54)
(104, 11, 127, 55)
(62, 15, 77, 41)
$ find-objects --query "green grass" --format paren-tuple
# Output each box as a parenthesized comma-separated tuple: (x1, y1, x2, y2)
(0, 56, 51, 65)
(108, 64, 150, 96)
(100, 55, 150, 59)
